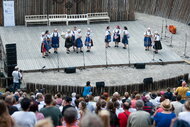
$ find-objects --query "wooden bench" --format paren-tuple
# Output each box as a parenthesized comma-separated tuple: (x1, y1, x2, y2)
(87, 12, 110, 24)
(48, 14, 67, 26)
(25, 15, 48, 26)
(66, 14, 88, 26)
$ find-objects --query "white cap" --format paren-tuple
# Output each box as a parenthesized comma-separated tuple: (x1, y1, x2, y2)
(15, 66, 19, 69)
(41, 32, 45, 35)
(71, 92, 76, 97)
(154, 31, 158, 34)
(54, 28, 58, 31)
(87, 28, 91, 31)
(147, 27, 151, 30)
(77, 29, 81, 32)
(67, 29, 71, 32)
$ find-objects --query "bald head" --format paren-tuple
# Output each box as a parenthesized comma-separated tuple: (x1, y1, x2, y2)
(182, 81, 187, 87)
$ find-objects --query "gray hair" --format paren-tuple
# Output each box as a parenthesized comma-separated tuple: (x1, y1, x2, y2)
(136, 100, 144, 110)
(64, 107, 78, 124)
(80, 112, 103, 127)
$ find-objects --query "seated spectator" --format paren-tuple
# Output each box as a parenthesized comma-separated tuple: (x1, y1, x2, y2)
(118, 101, 131, 127)
(35, 118, 54, 127)
(62, 96, 73, 116)
(40, 94, 62, 126)
(175, 81, 189, 104)
(79, 112, 103, 127)
(98, 110, 110, 127)
(12, 98, 37, 127)
(153, 99, 176, 127)
(5, 95, 18, 115)
(0, 100, 14, 127)
(170, 119, 190, 127)
(58, 107, 78, 127)
(106, 101, 119, 127)
(171, 95, 183, 116)
(30, 102, 44, 121)
(164, 87, 173, 100)
(127, 100, 151, 127)
(178, 99, 190, 125)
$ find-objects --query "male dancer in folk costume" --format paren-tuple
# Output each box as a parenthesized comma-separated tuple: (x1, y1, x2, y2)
(72, 26, 78, 51)
(105, 26, 111, 48)
(40, 32, 46, 58)
(51, 29, 60, 54)
(85, 28, 93, 52)
(122, 26, 130, 49)
(75, 29, 83, 53)
(153, 31, 162, 54)
(113, 25, 121, 47)
(144, 28, 152, 51)
(65, 29, 73, 54)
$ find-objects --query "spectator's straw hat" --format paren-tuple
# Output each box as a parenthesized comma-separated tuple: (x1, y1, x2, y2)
(160, 99, 172, 111)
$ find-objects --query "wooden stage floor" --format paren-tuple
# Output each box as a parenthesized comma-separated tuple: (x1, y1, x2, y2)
(0, 13, 183, 71)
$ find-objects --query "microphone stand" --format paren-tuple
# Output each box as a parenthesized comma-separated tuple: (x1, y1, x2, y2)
(161, 20, 164, 40)
(183, 33, 189, 58)
(128, 43, 131, 66)
(57, 51, 60, 72)
(105, 47, 108, 68)
(82, 50, 86, 69)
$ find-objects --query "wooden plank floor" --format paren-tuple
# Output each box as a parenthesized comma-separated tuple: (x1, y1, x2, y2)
(0, 13, 183, 71)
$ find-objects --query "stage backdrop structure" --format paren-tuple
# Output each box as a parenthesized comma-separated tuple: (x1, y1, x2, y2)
(0, 0, 135, 25)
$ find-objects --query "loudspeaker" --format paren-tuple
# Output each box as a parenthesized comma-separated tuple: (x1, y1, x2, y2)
(6, 43, 17, 66)
(64, 67, 76, 73)
(134, 63, 145, 69)
(143, 77, 153, 85)
(96, 82, 105, 88)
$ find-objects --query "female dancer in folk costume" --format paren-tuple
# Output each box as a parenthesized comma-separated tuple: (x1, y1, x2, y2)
(75, 29, 83, 53)
(40, 32, 46, 58)
(43, 30, 51, 56)
(113, 25, 121, 47)
(153, 31, 162, 54)
(144, 28, 152, 51)
(105, 26, 111, 48)
(72, 26, 78, 51)
(51, 28, 60, 54)
(122, 26, 130, 49)
(65, 29, 73, 54)
(85, 28, 93, 52)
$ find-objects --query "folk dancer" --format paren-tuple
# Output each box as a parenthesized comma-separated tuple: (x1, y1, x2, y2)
(41, 32, 46, 58)
(122, 26, 130, 49)
(144, 28, 152, 51)
(51, 29, 60, 54)
(85, 28, 93, 52)
(65, 29, 73, 54)
(113, 25, 121, 47)
(75, 29, 83, 53)
(72, 26, 78, 51)
(153, 31, 162, 54)
(105, 26, 111, 48)
(44, 30, 51, 56)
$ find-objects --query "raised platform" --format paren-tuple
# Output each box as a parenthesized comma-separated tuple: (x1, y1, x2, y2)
(0, 13, 184, 72)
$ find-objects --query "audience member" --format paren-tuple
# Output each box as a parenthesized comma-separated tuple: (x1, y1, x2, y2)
(178, 99, 190, 125)
(118, 101, 131, 127)
(40, 94, 62, 126)
(35, 118, 54, 127)
(127, 100, 151, 127)
(12, 98, 37, 127)
(30, 102, 44, 121)
(0, 100, 14, 127)
(171, 95, 183, 116)
(5, 95, 18, 115)
(62, 96, 73, 116)
(98, 110, 110, 127)
(82, 81, 92, 97)
(153, 99, 176, 127)
(175, 81, 189, 104)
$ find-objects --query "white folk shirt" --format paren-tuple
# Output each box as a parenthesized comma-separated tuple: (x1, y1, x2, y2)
(154, 34, 160, 41)
(105, 30, 111, 36)
(144, 31, 152, 36)
(65, 33, 73, 38)
(76, 33, 82, 39)
(113, 28, 121, 35)
(12, 71, 22, 83)
(51, 32, 61, 38)
(72, 30, 78, 38)
(86, 31, 92, 37)
(123, 30, 130, 36)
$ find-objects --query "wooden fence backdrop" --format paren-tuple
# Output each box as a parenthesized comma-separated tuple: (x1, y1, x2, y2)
(2, 0, 135, 25)
(22, 73, 188, 96)
(134, 0, 190, 24)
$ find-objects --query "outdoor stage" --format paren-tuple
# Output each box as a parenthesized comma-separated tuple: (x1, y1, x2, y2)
(0, 13, 184, 72)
